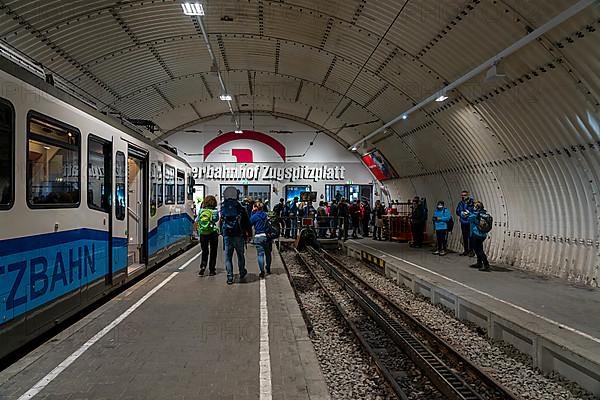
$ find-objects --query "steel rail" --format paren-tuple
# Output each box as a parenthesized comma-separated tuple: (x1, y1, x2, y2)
(320, 249, 523, 400)
(305, 247, 484, 400)
(293, 249, 410, 400)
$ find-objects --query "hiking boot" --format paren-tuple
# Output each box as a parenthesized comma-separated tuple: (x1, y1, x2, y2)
(439, 250, 447, 256)
(259, 272, 265, 278)
(479, 265, 491, 272)
(239, 270, 248, 280)
(432, 250, 440, 255)
(469, 263, 482, 269)
(209, 270, 216, 276)
(226, 279, 234, 285)
(468, 251, 475, 257)
(199, 267, 206, 276)
(266, 269, 272, 275)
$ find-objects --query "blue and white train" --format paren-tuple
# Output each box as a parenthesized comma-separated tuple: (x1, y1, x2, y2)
(0, 58, 196, 359)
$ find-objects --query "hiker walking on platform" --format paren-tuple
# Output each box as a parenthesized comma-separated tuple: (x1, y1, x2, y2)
(250, 202, 272, 278)
(196, 195, 220, 276)
(221, 187, 252, 285)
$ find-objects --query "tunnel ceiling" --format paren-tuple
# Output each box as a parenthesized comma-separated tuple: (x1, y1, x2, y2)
(0, 0, 597, 173)
(0, 0, 599, 283)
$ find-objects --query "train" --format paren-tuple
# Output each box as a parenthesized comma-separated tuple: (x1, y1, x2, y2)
(0, 57, 196, 360)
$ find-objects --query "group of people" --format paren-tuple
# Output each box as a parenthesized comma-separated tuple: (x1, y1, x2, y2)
(194, 187, 274, 285)
(269, 196, 387, 241)
(410, 190, 492, 271)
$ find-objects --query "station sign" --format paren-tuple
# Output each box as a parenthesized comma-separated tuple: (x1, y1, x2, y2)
(192, 164, 347, 183)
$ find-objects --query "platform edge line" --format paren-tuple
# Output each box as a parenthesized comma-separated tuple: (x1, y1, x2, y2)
(16, 271, 180, 400)
(351, 241, 600, 345)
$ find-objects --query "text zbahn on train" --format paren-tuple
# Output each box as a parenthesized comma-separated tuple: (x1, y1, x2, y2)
(0, 59, 196, 359)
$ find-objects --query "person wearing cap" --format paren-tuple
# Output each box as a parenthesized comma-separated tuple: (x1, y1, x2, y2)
(432, 201, 452, 256)
(456, 190, 475, 256)
(220, 187, 252, 285)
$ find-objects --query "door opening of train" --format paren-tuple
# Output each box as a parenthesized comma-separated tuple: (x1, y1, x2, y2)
(127, 147, 148, 274)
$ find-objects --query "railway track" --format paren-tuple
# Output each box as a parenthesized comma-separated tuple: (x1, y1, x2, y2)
(293, 246, 522, 400)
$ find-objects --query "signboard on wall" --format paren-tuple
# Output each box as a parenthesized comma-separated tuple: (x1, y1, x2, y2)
(361, 149, 398, 181)
(192, 164, 346, 183)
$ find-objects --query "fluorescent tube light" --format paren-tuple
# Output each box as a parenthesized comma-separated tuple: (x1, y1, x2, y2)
(181, 3, 205, 16)
(435, 95, 449, 102)
(220, 94, 232, 101)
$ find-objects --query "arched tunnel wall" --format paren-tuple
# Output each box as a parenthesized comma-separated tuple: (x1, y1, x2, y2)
(0, 0, 597, 285)
(378, 63, 600, 286)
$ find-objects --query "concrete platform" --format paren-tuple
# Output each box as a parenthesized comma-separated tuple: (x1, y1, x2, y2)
(344, 239, 600, 396)
(0, 243, 330, 400)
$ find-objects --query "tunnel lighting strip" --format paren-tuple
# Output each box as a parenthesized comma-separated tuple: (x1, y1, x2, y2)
(185, 6, 240, 131)
(348, 0, 597, 151)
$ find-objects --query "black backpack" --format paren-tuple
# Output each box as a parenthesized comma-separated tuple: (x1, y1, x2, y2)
(221, 199, 242, 236)
(266, 215, 280, 239)
(447, 217, 455, 232)
(478, 212, 493, 233)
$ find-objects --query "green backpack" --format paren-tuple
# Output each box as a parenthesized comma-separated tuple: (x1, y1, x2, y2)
(197, 208, 218, 235)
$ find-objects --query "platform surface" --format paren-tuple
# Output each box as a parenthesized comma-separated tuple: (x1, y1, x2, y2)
(346, 239, 600, 339)
(0, 242, 329, 400)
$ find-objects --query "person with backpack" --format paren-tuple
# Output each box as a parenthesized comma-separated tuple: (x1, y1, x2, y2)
(464, 201, 492, 271)
(196, 195, 220, 276)
(432, 201, 452, 256)
(221, 187, 252, 285)
(250, 202, 272, 278)
(456, 191, 475, 257)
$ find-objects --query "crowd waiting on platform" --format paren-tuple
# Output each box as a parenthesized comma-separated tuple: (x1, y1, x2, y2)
(194, 187, 494, 284)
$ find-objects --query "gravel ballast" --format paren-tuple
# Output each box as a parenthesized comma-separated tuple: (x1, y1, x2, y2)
(334, 252, 597, 400)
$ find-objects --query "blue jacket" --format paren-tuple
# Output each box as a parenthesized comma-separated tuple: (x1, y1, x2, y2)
(250, 211, 269, 235)
(456, 198, 475, 224)
(468, 210, 488, 238)
(433, 207, 452, 231)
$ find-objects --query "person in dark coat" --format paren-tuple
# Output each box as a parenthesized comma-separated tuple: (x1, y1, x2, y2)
(361, 200, 371, 238)
(410, 196, 427, 248)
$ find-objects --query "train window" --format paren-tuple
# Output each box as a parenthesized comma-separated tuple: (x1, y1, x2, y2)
(157, 161, 163, 208)
(176, 169, 185, 204)
(0, 100, 14, 210)
(115, 151, 126, 220)
(150, 162, 157, 217)
(165, 165, 175, 204)
(88, 136, 111, 213)
(27, 112, 81, 208)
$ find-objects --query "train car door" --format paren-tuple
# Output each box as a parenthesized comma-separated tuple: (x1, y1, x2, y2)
(112, 149, 128, 282)
(87, 135, 113, 285)
(126, 146, 148, 275)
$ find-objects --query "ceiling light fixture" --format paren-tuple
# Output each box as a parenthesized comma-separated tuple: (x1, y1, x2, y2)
(181, 2, 205, 16)
(435, 95, 449, 102)
(235, 130, 243, 134)
(402, 115, 408, 120)
(351, 146, 358, 152)
(220, 94, 232, 101)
